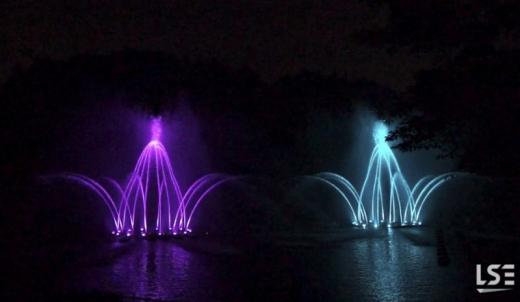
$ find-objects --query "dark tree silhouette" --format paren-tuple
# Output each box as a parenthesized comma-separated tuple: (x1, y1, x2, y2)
(359, 1, 520, 176)
(389, 49, 520, 176)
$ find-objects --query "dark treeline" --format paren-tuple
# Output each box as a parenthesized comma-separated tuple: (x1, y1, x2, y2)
(0, 50, 398, 179)
(3, 1, 520, 178)
(1, 48, 519, 178)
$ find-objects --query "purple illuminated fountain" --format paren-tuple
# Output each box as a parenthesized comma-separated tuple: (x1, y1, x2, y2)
(62, 118, 234, 237)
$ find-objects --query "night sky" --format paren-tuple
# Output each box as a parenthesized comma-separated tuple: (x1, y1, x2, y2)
(2, 1, 520, 177)
(2, 2, 520, 301)
(1, 1, 442, 90)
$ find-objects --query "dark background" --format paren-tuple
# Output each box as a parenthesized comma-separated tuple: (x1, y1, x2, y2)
(2, 0, 519, 176)
(1, 1, 520, 300)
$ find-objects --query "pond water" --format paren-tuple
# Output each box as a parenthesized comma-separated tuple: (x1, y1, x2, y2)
(59, 228, 496, 301)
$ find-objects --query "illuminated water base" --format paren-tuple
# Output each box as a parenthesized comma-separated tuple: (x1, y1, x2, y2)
(63, 118, 234, 238)
(311, 122, 459, 229)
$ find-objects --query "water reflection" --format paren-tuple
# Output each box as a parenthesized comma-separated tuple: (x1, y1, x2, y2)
(350, 229, 459, 301)
(72, 229, 465, 301)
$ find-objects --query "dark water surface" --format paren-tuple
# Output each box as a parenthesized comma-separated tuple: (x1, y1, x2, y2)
(54, 227, 511, 301)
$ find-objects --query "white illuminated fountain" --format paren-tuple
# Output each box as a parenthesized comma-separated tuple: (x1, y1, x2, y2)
(313, 121, 458, 228)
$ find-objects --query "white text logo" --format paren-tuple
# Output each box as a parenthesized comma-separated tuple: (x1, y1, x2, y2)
(476, 264, 515, 293)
